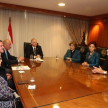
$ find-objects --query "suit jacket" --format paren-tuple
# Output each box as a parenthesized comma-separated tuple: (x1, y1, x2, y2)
(101, 56, 108, 73)
(0, 55, 7, 80)
(1, 50, 18, 68)
(85, 51, 100, 67)
(64, 49, 81, 63)
(26, 44, 43, 59)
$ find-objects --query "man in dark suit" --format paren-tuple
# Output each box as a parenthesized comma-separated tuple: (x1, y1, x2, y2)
(92, 49, 108, 74)
(0, 40, 15, 89)
(26, 38, 43, 59)
(1, 39, 24, 70)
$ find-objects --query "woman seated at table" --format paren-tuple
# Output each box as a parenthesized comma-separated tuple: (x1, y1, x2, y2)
(0, 76, 15, 108)
(64, 41, 81, 63)
(82, 41, 100, 67)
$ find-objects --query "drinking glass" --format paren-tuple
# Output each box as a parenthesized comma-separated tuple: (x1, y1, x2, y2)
(56, 54, 59, 59)
(30, 54, 33, 61)
(30, 77, 35, 85)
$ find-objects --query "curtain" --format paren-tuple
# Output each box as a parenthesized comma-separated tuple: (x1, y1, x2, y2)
(63, 17, 89, 44)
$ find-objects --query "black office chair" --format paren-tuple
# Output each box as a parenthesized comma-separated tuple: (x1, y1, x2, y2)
(24, 42, 31, 58)
(97, 47, 107, 66)
(76, 45, 89, 63)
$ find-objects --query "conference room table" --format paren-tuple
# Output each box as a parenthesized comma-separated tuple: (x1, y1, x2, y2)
(12, 57, 108, 108)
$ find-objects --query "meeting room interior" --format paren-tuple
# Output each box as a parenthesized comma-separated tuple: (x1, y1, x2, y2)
(0, 0, 108, 108)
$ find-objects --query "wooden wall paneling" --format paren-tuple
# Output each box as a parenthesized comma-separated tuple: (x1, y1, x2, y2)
(88, 18, 108, 48)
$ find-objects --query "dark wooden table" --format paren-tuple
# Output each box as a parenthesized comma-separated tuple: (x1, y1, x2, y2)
(12, 58, 108, 108)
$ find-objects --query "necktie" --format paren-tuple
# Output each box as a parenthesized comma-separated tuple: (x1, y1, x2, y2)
(34, 47, 36, 56)
(6, 51, 8, 59)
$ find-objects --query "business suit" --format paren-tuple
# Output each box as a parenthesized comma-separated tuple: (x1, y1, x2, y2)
(101, 56, 108, 73)
(1, 50, 18, 69)
(0, 62, 7, 81)
(64, 49, 81, 63)
(85, 51, 100, 67)
(26, 44, 43, 59)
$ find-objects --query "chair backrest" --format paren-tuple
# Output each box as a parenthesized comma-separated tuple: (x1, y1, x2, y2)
(76, 45, 89, 63)
(97, 47, 107, 66)
(24, 42, 31, 58)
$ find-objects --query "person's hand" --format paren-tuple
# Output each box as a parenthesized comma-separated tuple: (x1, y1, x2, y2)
(6, 73, 12, 80)
(18, 56, 24, 62)
(8, 87, 15, 91)
(66, 57, 72, 61)
(82, 62, 89, 67)
(92, 66, 105, 74)
(0, 60, 2, 66)
(35, 55, 40, 58)
(82, 62, 85, 65)
(84, 62, 89, 66)
(37, 55, 40, 58)
(82, 62, 87, 66)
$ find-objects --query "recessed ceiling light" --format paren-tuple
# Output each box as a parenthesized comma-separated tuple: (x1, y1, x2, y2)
(58, 3, 65, 6)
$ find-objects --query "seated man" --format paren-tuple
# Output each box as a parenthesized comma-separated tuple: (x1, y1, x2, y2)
(0, 40, 15, 90)
(92, 49, 108, 74)
(26, 38, 43, 59)
(1, 39, 24, 70)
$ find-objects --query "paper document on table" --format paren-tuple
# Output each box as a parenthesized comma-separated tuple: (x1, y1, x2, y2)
(19, 71, 25, 73)
(28, 85, 36, 89)
(12, 66, 30, 70)
(36, 58, 44, 62)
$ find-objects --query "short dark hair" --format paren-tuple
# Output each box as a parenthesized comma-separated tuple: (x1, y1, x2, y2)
(88, 41, 97, 47)
(0, 40, 2, 42)
(69, 41, 77, 48)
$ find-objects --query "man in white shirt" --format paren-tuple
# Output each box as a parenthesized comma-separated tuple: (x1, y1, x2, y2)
(26, 38, 43, 59)
(92, 50, 108, 74)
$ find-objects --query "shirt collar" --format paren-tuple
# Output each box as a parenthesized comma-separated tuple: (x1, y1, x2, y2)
(32, 46, 36, 49)
(4, 48, 7, 54)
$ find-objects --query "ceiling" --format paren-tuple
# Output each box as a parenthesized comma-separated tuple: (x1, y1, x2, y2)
(0, 0, 108, 16)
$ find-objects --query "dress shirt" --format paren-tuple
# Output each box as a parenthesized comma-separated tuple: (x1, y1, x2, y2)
(32, 46, 36, 56)
(4, 48, 8, 59)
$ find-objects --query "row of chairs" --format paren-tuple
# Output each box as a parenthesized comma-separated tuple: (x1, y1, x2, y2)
(24, 42, 107, 66)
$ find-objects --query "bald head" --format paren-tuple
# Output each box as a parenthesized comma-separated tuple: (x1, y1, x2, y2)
(3, 39, 11, 50)
(31, 38, 37, 47)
